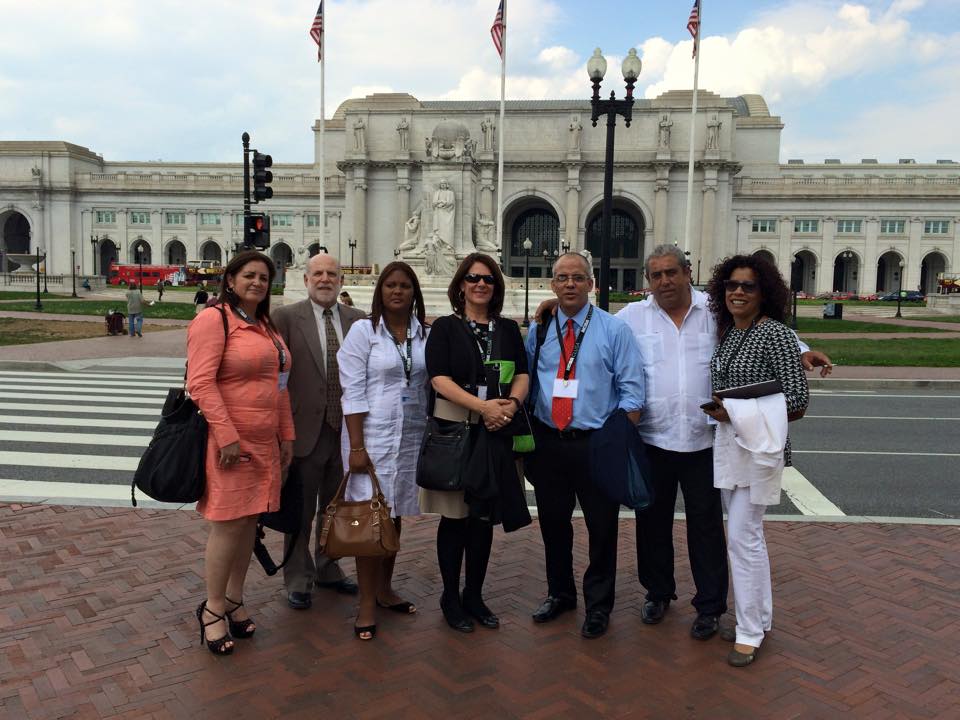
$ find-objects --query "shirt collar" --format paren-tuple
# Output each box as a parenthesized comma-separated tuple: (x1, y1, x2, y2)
(376, 313, 422, 337)
(311, 300, 340, 320)
(557, 301, 591, 330)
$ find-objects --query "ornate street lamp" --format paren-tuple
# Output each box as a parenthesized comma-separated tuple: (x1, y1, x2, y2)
(560, 237, 571, 254)
(588, 47, 641, 311)
(42, 252, 49, 294)
(33, 233, 42, 311)
(522, 237, 533, 327)
(348, 237, 357, 274)
(71, 249, 78, 298)
(90, 234, 99, 277)
(896, 259, 906, 318)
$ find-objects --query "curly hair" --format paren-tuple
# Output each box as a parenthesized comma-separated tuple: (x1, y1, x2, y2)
(705, 254, 790, 338)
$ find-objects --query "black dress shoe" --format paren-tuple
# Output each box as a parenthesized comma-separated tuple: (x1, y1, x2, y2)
(440, 593, 474, 633)
(287, 591, 312, 610)
(316, 578, 359, 596)
(462, 595, 499, 629)
(581, 611, 609, 639)
(641, 599, 670, 625)
(532, 596, 577, 624)
(690, 613, 720, 640)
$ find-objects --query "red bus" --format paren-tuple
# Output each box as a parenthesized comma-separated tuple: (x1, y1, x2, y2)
(108, 262, 182, 287)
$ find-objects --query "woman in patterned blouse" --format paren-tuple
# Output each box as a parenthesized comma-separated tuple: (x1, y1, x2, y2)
(702, 254, 809, 668)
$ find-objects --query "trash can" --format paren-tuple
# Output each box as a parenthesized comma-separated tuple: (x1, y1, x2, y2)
(822, 302, 843, 320)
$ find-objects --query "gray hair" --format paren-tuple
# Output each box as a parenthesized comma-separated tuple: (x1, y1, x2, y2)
(552, 251, 592, 277)
(644, 244, 690, 278)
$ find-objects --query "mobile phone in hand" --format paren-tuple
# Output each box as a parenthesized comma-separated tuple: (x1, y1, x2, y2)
(700, 400, 720, 412)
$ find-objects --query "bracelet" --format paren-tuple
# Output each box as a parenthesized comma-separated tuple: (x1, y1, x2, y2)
(508, 397, 522, 409)
(349, 447, 365, 453)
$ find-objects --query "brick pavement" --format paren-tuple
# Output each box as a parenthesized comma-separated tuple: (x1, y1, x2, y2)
(1, 504, 958, 719)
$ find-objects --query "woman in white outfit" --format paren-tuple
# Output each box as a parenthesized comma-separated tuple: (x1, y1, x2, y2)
(338, 261, 429, 640)
(702, 254, 809, 667)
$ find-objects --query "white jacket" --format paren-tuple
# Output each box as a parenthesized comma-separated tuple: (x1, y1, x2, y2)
(713, 394, 788, 505)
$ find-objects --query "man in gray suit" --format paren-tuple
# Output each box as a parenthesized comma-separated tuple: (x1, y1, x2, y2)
(273, 253, 365, 609)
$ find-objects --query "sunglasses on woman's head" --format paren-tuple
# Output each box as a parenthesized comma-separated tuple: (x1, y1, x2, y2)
(465, 273, 496, 285)
(723, 280, 758, 293)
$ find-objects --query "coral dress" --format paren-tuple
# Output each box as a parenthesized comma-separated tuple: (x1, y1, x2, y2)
(186, 306, 296, 521)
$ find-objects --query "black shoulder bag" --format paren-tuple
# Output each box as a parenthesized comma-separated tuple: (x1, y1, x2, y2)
(130, 305, 228, 506)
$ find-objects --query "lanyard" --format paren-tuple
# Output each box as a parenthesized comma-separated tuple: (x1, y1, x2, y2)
(233, 305, 287, 372)
(554, 305, 593, 380)
(714, 319, 757, 381)
(390, 322, 413, 385)
(463, 317, 496, 363)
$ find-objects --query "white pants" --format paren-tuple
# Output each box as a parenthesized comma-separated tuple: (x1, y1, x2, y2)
(722, 487, 772, 647)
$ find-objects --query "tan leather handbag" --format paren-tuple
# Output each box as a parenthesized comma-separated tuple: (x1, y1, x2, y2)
(318, 467, 400, 559)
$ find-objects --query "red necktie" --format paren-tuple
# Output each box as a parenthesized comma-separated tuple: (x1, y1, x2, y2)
(551, 319, 576, 430)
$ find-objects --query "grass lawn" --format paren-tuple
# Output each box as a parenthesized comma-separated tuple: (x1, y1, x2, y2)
(796, 299, 926, 307)
(803, 338, 960, 367)
(0, 317, 165, 345)
(0, 299, 195, 320)
(795, 318, 945, 333)
(0, 291, 73, 301)
(911, 315, 960, 324)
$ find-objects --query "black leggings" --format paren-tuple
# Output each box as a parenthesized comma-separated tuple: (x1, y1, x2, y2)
(436, 516, 493, 602)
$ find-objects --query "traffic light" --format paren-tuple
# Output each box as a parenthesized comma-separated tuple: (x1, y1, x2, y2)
(252, 151, 273, 202)
(244, 213, 270, 250)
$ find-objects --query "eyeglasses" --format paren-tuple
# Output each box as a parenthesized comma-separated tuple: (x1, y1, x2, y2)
(723, 280, 758, 293)
(464, 273, 496, 285)
(554, 274, 590, 284)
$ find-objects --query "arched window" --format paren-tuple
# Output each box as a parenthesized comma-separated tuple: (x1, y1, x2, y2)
(511, 208, 559, 257)
(131, 239, 152, 264)
(166, 240, 187, 266)
(586, 210, 640, 259)
(200, 241, 222, 264)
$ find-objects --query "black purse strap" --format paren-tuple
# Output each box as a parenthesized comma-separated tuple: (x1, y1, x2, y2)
(182, 303, 229, 387)
(525, 319, 550, 414)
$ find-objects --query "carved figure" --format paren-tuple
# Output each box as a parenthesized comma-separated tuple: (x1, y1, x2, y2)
(580, 249, 594, 274)
(568, 116, 583, 150)
(480, 118, 495, 151)
(398, 208, 422, 254)
(432, 181, 456, 247)
(658, 114, 673, 150)
(396, 117, 409, 151)
(706, 114, 722, 150)
(422, 230, 456, 276)
(353, 117, 366, 152)
(294, 243, 309, 268)
(464, 139, 477, 159)
(474, 214, 499, 252)
(424, 136, 433, 157)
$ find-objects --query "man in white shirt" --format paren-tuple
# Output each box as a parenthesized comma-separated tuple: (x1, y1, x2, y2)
(273, 253, 365, 609)
(616, 244, 830, 640)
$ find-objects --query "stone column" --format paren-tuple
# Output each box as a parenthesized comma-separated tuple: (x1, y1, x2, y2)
(396, 167, 411, 248)
(293, 211, 305, 254)
(151, 210, 162, 264)
(80, 209, 92, 275)
(352, 167, 368, 266)
(736, 216, 751, 253)
(906, 217, 923, 291)
(699, 184, 717, 272)
(480, 167, 495, 219)
(954, 216, 960, 276)
(565, 180, 581, 249)
(653, 164, 671, 246)
(862, 217, 879, 295)
(117, 209, 129, 261)
(777, 216, 793, 282)
(186, 210, 198, 260)
(817, 217, 835, 294)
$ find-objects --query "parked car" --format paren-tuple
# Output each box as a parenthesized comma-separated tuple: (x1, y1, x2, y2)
(878, 290, 925, 302)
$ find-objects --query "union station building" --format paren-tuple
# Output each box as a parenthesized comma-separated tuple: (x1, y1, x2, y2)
(1, 90, 957, 295)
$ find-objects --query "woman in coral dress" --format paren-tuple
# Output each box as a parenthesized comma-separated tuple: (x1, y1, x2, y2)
(186, 250, 295, 656)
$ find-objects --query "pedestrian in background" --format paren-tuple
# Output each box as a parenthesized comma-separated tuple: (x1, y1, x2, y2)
(125, 282, 143, 337)
(193, 282, 210, 315)
(339, 290, 354, 307)
(157, 281, 164, 303)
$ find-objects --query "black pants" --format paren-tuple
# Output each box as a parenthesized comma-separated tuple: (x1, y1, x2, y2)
(635, 445, 728, 616)
(527, 421, 621, 615)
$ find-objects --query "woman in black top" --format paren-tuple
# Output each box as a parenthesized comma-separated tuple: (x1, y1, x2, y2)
(423, 253, 529, 633)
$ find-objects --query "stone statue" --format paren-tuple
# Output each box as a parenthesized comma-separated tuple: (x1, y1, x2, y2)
(580, 248, 594, 274)
(424, 136, 433, 157)
(432, 181, 456, 247)
(422, 229, 456, 277)
(396, 117, 409, 151)
(480, 118, 495, 151)
(706, 114, 722, 150)
(474, 213, 498, 252)
(464, 139, 477, 159)
(398, 208, 422, 255)
(454, 135, 466, 160)
(658, 114, 673, 150)
(294, 243, 309, 269)
(568, 116, 583, 151)
(353, 118, 366, 152)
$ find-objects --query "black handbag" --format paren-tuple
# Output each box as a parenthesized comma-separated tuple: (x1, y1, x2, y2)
(253, 469, 303, 576)
(415, 416, 473, 492)
(130, 305, 228, 507)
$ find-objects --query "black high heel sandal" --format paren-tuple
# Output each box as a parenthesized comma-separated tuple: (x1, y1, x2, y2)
(196, 601, 234, 656)
(353, 623, 377, 641)
(224, 596, 256, 639)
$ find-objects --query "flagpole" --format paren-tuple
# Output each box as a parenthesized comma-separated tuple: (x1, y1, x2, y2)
(495, 0, 507, 251)
(319, 30, 326, 260)
(682, 2, 701, 253)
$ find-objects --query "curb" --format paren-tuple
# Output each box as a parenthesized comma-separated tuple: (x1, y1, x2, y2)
(807, 378, 960, 390)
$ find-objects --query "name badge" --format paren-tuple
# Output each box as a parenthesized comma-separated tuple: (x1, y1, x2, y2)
(553, 378, 579, 399)
(401, 388, 421, 406)
(277, 371, 290, 392)
(476, 386, 488, 401)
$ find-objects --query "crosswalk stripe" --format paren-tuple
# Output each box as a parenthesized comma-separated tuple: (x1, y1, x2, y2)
(793, 450, 960, 457)
(0, 451, 139, 471)
(0, 479, 192, 509)
(0, 402, 158, 416)
(0, 415, 158, 429)
(0, 430, 151, 447)
(0, 371, 182, 383)
(781, 466, 845, 516)
(0, 376, 176, 389)
(0, 392, 162, 405)
(5, 385, 168, 397)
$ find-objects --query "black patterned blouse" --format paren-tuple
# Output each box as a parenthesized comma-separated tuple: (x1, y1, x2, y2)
(710, 318, 809, 465)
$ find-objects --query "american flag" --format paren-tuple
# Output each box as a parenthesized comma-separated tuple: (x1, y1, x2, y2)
(687, 0, 700, 58)
(490, 0, 505, 58)
(310, 2, 324, 61)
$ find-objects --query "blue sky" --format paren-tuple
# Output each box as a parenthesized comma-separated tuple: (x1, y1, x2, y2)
(0, 0, 956, 163)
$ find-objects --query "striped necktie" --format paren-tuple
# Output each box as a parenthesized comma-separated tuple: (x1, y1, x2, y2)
(323, 308, 342, 430)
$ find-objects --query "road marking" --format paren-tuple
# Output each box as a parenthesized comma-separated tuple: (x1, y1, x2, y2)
(781, 466, 845, 516)
(0, 451, 139, 471)
(3, 385, 168, 397)
(0, 371, 181, 383)
(0, 402, 157, 416)
(0, 376, 175, 389)
(810, 393, 960, 399)
(0, 479, 192, 509)
(0, 392, 161, 405)
(0, 430, 150, 447)
(0, 415, 158, 429)
(805, 415, 960, 421)
(793, 450, 960, 457)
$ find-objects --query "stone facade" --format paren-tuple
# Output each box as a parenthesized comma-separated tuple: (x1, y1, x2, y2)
(1, 90, 957, 295)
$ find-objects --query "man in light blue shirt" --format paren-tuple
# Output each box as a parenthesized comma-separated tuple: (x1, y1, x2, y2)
(524, 252, 645, 639)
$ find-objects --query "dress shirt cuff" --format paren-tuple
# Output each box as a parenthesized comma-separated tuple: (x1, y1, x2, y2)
(209, 423, 241, 449)
(341, 398, 370, 415)
(618, 401, 643, 413)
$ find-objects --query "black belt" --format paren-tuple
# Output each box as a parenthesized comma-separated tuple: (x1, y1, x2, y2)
(533, 417, 594, 441)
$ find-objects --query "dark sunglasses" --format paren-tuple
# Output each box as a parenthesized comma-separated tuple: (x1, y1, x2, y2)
(723, 280, 758, 293)
(465, 273, 496, 285)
